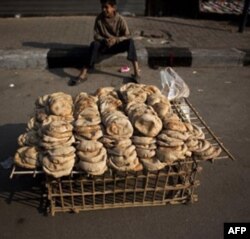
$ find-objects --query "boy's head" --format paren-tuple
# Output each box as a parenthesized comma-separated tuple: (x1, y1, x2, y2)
(100, 0, 117, 18)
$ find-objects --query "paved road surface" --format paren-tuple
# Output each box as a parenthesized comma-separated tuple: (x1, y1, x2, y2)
(0, 66, 249, 239)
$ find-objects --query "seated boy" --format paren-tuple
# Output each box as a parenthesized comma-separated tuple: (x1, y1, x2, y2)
(69, 0, 141, 86)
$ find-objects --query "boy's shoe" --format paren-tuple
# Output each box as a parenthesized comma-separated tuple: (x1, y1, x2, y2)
(68, 76, 87, 86)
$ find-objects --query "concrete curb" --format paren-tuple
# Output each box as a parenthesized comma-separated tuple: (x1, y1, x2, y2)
(0, 49, 49, 69)
(0, 47, 249, 69)
(147, 47, 249, 68)
(191, 48, 246, 67)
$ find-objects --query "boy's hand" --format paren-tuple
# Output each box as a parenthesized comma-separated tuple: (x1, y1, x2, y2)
(106, 38, 117, 48)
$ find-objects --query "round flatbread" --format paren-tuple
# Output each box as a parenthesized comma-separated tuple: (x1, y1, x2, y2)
(74, 113, 101, 127)
(42, 119, 73, 133)
(132, 136, 156, 145)
(43, 155, 75, 172)
(191, 124, 205, 139)
(162, 130, 190, 141)
(109, 156, 142, 172)
(14, 146, 40, 169)
(198, 147, 222, 160)
(40, 135, 75, 149)
(43, 165, 74, 178)
(101, 137, 132, 148)
(157, 133, 184, 147)
(143, 85, 162, 96)
(100, 96, 123, 113)
(152, 102, 171, 119)
(120, 83, 147, 103)
(192, 139, 211, 154)
(164, 120, 187, 133)
(78, 156, 107, 175)
(126, 88, 147, 103)
(76, 139, 103, 152)
(95, 87, 116, 98)
(18, 131, 40, 146)
(102, 111, 126, 124)
(46, 153, 75, 165)
(186, 138, 199, 151)
(136, 148, 155, 158)
(75, 125, 103, 140)
(42, 134, 71, 143)
(77, 147, 107, 163)
(27, 117, 40, 131)
(135, 143, 157, 150)
(140, 158, 166, 171)
(35, 94, 50, 108)
(105, 117, 133, 138)
(157, 145, 188, 164)
(134, 113, 162, 137)
(108, 145, 137, 161)
(47, 146, 76, 157)
(74, 92, 97, 105)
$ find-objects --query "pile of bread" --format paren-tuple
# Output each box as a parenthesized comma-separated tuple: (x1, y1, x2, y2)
(15, 92, 76, 178)
(14, 83, 221, 178)
(74, 93, 107, 175)
(97, 87, 142, 172)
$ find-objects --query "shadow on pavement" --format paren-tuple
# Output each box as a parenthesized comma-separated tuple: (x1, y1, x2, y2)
(0, 170, 48, 216)
(48, 68, 136, 86)
(0, 123, 49, 216)
(0, 123, 26, 160)
(22, 41, 138, 85)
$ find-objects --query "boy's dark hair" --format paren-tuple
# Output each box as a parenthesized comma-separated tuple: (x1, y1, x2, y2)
(100, 0, 117, 6)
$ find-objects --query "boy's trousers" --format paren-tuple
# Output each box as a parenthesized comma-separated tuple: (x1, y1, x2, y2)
(87, 38, 138, 68)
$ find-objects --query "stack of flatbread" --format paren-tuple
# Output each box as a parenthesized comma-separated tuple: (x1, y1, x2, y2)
(157, 112, 221, 164)
(42, 146, 76, 178)
(147, 93, 172, 120)
(74, 93, 103, 141)
(125, 102, 162, 137)
(120, 83, 163, 104)
(185, 123, 222, 161)
(132, 136, 166, 171)
(35, 92, 74, 123)
(74, 92, 107, 175)
(156, 113, 192, 165)
(96, 87, 142, 172)
(35, 93, 75, 178)
(120, 84, 164, 171)
(76, 139, 107, 175)
(121, 84, 163, 138)
(17, 93, 75, 177)
(14, 86, 222, 176)
(15, 114, 42, 168)
(40, 116, 76, 178)
(39, 116, 75, 149)
(143, 86, 199, 165)
(14, 146, 41, 169)
(120, 83, 148, 103)
(18, 117, 41, 147)
(125, 102, 160, 172)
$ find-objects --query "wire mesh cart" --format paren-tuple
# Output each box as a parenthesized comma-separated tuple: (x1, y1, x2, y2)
(10, 99, 235, 216)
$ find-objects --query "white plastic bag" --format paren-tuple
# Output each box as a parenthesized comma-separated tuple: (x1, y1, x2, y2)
(160, 67, 190, 101)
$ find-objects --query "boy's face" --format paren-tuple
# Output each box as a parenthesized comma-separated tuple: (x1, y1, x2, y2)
(102, 3, 116, 17)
